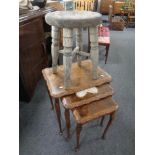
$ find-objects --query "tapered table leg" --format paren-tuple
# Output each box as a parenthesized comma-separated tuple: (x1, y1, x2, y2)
(64, 109, 70, 138)
(102, 112, 115, 139)
(55, 98, 63, 134)
(75, 124, 82, 151)
(100, 116, 105, 126)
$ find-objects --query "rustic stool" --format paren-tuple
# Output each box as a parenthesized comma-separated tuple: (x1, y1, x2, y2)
(62, 83, 114, 138)
(45, 11, 102, 88)
(73, 96, 118, 151)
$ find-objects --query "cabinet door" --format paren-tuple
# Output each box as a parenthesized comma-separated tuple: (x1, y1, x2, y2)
(19, 17, 48, 101)
(100, 0, 113, 13)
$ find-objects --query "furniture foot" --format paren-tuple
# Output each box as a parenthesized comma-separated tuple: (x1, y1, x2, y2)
(102, 112, 115, 139)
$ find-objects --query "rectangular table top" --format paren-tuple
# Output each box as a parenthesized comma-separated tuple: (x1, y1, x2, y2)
(42, 60, 112, 98)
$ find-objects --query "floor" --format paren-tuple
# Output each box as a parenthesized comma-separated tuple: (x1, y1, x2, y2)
(19, 26, 135, 155)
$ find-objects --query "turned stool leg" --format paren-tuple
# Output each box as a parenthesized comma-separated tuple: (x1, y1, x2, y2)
(105, 44, 110, 64)
(63, 28, 73, 88)
(55, 98, 63, 134)
(64, 109, 70, 138)
(75, 28, 82, 67)
(75, 124, 82, 151)
(89, 27, 99, 79)
(102, 112, 115, 139)
(51, 26, 60, 73)
(100, 116, 105, 126)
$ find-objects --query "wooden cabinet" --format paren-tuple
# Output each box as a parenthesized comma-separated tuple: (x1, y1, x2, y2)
(19, 12, 49, 102)
(100, 0, 113, 14)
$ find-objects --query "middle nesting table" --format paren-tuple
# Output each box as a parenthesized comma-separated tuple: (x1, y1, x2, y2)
(42, 60, 112, 134)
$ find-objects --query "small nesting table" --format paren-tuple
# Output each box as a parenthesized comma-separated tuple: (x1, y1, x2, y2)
(42, 60, 112, 134)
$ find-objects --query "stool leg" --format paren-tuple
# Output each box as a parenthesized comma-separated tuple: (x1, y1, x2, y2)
(55, 98, 63, 135)
(63, 28, 73, 88)
(75, 28, 82, 67)
(105, 44, 110, 64)
(64, 109, 70, 138)
(89, 27, 99, 79)
(75, 124, 82, 151)
(102, 112, 115, 139)
(51, 26, 60, 73)
(100, 116, 105, 126)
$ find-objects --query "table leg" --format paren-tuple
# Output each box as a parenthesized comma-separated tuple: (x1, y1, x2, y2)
(75, 124, 82, 152)
(64, 109, 70, 138)
(101, 112, 115, 139)
(55, 98, 63, 134)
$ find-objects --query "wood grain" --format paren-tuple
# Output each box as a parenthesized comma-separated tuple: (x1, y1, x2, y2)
(62, 83, 114, 109)
(42, 60, 112, 98)
(73, 96, 118, 124)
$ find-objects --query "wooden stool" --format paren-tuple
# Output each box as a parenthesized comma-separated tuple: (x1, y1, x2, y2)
(73, 96, 118, 151)
(42, 60, 112, 134)
(45, 11, 102, 88)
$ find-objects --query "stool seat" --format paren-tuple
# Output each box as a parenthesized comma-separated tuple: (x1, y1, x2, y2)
(45, 11, 102, 28)
(63, 84, 114, 109)
(73, 97, 118, 124)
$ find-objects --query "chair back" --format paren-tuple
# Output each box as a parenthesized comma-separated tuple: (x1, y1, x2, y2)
(73, 0, 95, 11)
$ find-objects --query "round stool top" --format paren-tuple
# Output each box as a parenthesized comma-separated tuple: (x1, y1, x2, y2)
(45, 11, 102, 28)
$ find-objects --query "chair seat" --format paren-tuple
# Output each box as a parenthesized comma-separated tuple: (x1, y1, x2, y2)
(63, 84, 114, 109)
(98, 26, 110, 44)
(73, 97, 118, 124)
(45, 11, 102, 28)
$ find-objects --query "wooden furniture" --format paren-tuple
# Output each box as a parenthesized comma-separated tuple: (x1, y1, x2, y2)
(113, 1, 125, 15)
(42, 60, 112, 134)
(45, 11, 102, 88)
(62, 84, 113, 138)
(19, 8, 52, 101)
(100, 0, 113, 14)
(73, 0, 95, 11)
(62, 95, 118, 150)
(111, 16, 125, 31)
(98, 26, 110, 64)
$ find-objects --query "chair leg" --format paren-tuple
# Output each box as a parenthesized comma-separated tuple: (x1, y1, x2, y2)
(100, 116, 105, 126)
(75, 124, 82, 151)
(64, 109, 70, 139)
(55, 98, 63, 135)
(102, 112, 115, 139)
(105, 44, 110, 64)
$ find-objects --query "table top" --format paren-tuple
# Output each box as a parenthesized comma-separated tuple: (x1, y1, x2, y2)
(45, 11, 102, 28)
(62, 83, 114, 109)
(42, 60, 112, 98)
